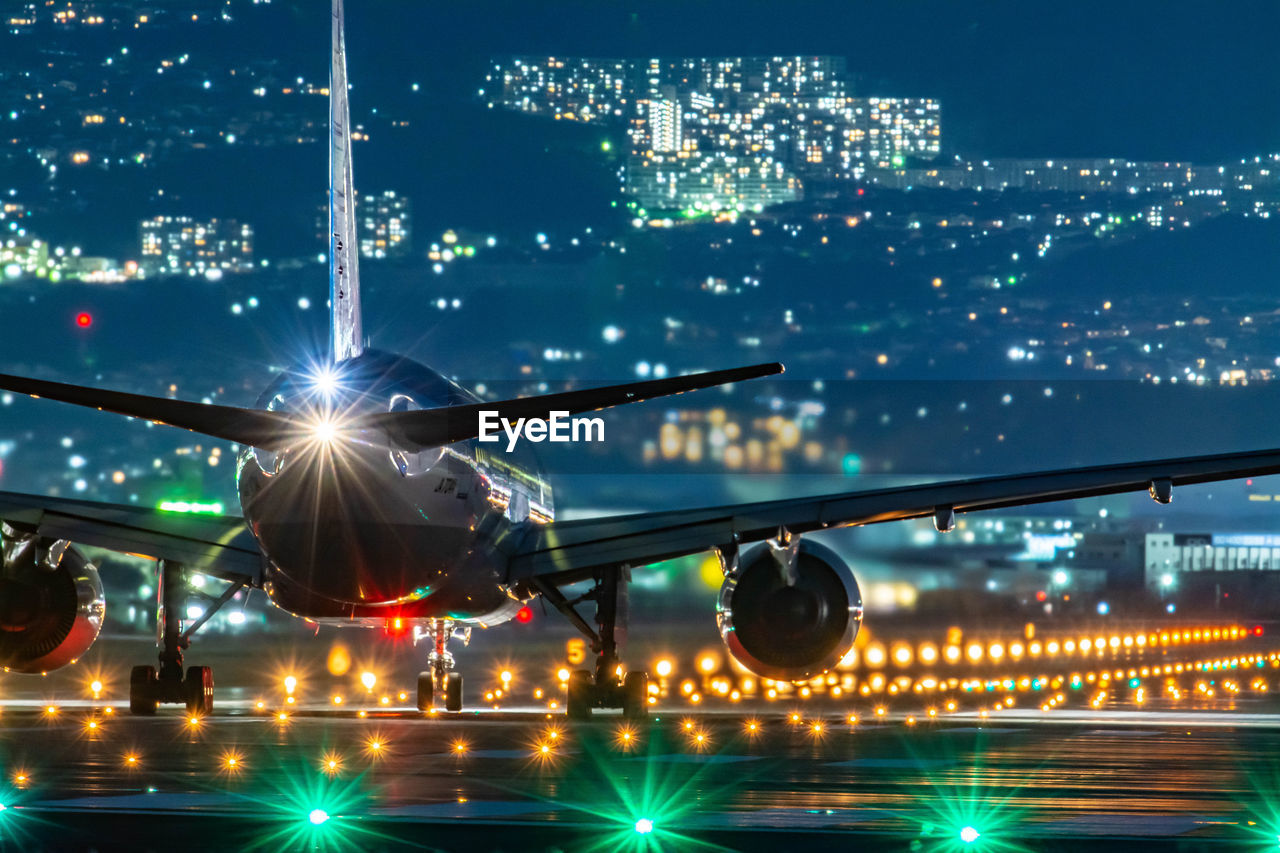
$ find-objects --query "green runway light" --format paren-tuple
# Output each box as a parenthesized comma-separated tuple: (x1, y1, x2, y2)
(158, 500, 224, 515)
(960, 825, 980, 843)
(308, 808, 330, 825)
(634, 818, 653, 834)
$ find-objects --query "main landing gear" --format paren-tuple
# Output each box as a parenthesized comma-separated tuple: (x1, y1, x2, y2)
(415, 618, 468, 713)
(535, 566, 649, 721)
(129, 560, 246, 717)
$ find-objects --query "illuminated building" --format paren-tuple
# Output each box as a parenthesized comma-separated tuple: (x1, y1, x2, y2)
(868, 157, 1212, 193)
(489, 55, 942, 210)
(485, 56, 631, 121)
(358, 190, 411, 260)
(1, 236, 49, 278)
(1146, 533, 1280, 579)
(626, 151, 800, 213)
(138, 216, 254, 277)
(318, 192, 412, 260)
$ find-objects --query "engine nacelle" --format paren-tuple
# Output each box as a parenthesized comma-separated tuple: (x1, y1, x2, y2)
(717, 538, 862, 682)
(0, 526, 105, 673)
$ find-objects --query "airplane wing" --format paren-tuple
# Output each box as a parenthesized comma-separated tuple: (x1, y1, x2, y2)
(0, 490, 261, 583)
(507, 445, 1280, 582)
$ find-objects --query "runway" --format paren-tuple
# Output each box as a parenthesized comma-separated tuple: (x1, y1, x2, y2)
(3, 699, 1280, 850)
(2, 630, 1280, 850)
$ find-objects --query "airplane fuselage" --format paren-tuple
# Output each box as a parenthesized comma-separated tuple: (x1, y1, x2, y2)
(236, 349, 553, 626)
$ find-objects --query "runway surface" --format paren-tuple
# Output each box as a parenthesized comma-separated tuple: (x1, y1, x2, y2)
(4, 701, 1280, 850)
(3, 633, 1280, 850)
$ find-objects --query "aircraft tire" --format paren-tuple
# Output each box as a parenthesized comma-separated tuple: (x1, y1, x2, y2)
(129, 665, 158, 716)
(567, 670, 594, 720)
(622, 671, 649, 719)
(184, 665, 214, 716)
(445, 672, 463, 713)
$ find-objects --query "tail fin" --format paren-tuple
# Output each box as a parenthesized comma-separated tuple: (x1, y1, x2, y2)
(329, 0, 364, 362)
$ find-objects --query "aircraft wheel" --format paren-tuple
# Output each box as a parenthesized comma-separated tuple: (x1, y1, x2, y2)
(184, 665, 214, 716)
(445, 672, 463, 713)
(622, 671, 649, 719)
(416, 671, 434, 712)
(129, 665, 158, 716)
(567, 670, 594, 720)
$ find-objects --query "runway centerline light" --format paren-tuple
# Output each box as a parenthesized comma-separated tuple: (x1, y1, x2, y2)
(635, 818, 654, 834)
(960, 825, 981, 844)
(308, 808, 330, 825)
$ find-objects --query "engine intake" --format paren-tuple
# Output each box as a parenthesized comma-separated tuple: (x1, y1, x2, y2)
(0, 525, 105, 673)
(717, 538, 862, 682)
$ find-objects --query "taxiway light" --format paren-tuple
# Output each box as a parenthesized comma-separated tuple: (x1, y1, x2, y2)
(960, 825, 980, 844)
(308, 808, 330, 825)
(635, 818, 654, 834)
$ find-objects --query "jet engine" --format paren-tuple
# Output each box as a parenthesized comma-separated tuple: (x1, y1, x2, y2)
(717, 538, 862, 682)
(0, 525, 105, 673)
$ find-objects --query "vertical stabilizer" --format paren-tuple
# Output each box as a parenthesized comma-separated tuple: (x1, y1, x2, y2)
(329, 0, 364, 362)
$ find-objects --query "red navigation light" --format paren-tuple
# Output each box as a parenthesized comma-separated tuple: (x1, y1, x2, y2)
(385, 616, 406, 635)
(1254, 625, 1265, 637)
(75, 312, 92, 328)
(515, 606, 533, 624)
(1035, 590, 1047, 602)
(856, 188, 865, 196)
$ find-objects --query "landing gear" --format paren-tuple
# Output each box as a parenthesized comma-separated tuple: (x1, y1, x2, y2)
(416, 671, 433, 712)
(127, 560, 245, 716)
(129, 665, 158, 716)
(536, 566, 649, 720)
(413, 619, 469, 712)
(445, 671, 464, 713)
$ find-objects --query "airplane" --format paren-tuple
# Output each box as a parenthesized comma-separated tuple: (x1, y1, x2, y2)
(4, 0, 1280, 720)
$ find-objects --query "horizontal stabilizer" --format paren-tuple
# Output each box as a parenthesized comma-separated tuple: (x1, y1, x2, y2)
(0, 372, 301, 449)
(0, 362, 784, 451)
(357, 362, 785, 449)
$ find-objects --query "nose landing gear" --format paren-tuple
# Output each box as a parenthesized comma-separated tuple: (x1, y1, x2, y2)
(415, 618, 468, 712)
